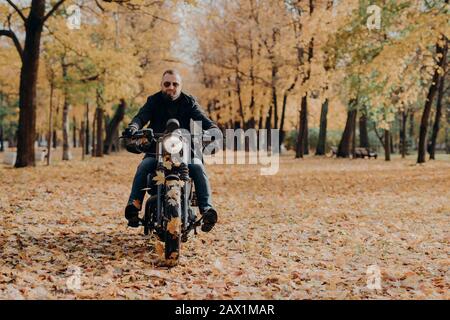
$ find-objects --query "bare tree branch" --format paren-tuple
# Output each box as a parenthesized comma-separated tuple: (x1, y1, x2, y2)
(0, 29, 23, 61)
(79, 74, 100, 83)
(44, 26, 88, 58)
(43, 0, 66, 23)
(139, 10, 178, 25)
(161, 58, 182, 64)
(102, 0, 131, 3)
(207, 60, 271, 86)
(6, 0, 27, 23)
(372, 122, 384, 146)
(94, 0, 105, 12)
(101, 0, 176, 24)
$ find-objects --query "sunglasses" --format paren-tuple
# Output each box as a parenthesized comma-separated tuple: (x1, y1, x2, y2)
(163, 81, 180, 88)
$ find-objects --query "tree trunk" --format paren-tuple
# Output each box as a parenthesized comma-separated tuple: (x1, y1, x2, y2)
(337, 106, 357, 158)
(265, 105, 272, 151)
(61, 60, 71, 161)
(315, 98, 328, 155)
(352, 117, 356, 157)
(246, 28, 256, 131)
(295, 95, 308, 158)
(295, 4, 314, 158)
(409, 110, 415, 150)
(301, 38, 313, 156)
(91, 108, 97, 156)
(15, 0, 46, 167)
(418, 39, 447, 163)
(85, 102, 90, 155)
(446, 95, 450, 154)
(271, 65, 279, 130)
(246, 118, 256, 130)
(46, 79, 54, 165)
(112, 128, 120, 152)
(271, 81, 279, 154)
(104, 99, 126, 154)
(62, 99, 70, 160)
(279, 74, 298, 147)
(52, 130, 57, 149)
(429, 49, 447, 160)
(80, 121, 85, 161)
(235, 73, 245, 128)
(0, 93, 3, 151)
(0, 123, 3, 152)
(279, 94, 288, 146)
(232, 39, 245, 127)
(258, 110, 263, 130)
(265, 105, 272, 130)
(95, 107, 104, 157)
(303, 104, 309, 155)
(359, 113, 369, 148)
(384, 129, 391, 161)
(400, 110, 407, 158)
(72, 116, 77, 148)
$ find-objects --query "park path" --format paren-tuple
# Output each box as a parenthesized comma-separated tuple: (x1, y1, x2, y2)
(0, 152, 449, 299)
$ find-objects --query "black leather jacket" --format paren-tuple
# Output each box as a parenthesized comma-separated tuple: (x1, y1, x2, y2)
(128, 91, 218, 133)
(127, 91, 219, 158)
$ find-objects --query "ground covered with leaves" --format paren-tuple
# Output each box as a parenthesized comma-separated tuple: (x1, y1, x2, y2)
(0, 151, 449, 299)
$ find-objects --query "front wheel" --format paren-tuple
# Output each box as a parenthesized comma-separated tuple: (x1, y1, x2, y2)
(164, 180, 182, 266)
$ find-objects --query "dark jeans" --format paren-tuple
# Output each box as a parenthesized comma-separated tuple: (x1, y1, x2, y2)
(127, 157, 213, 211)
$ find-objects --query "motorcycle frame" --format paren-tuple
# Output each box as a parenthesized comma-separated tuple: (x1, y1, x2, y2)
(151, 132, 193, 233)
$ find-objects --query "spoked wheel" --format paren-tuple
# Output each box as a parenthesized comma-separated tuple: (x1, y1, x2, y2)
(164, 180, 182, 267)
(144, 196, 164, 240)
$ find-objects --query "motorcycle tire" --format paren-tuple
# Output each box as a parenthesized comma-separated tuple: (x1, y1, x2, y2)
(164, 181, 182, 267)
(143, 198, 153, 235)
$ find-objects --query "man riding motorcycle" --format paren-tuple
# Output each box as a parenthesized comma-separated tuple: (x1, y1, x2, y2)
(122, 69, 218, 232)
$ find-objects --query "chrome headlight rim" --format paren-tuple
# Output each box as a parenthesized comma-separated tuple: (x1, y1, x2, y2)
(163, 134, 183, 154)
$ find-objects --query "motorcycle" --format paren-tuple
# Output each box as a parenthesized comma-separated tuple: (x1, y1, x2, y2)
(121, 119, 205, 267)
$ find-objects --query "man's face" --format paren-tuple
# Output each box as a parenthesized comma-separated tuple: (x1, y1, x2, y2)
(161, 73, 182, 101)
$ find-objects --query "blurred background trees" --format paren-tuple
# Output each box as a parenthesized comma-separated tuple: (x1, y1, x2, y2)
(1, 0, 449, 166)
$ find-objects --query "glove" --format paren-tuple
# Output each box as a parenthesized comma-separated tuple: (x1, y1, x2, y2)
(122, 126, 137, 138)
(125, 143, 142, 154)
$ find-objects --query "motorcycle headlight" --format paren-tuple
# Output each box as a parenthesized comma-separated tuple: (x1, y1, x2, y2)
(163, 135, 183, 154)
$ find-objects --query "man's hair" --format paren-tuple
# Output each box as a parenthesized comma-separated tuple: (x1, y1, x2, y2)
(162, 69, 181, 79)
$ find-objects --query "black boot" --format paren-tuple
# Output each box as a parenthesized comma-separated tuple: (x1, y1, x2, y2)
(200, 208, 218, 232)
(125, 204, 140, 228)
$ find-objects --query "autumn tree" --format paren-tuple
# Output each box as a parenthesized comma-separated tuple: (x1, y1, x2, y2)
(0, 0, 67, 167)
(1, 0, 178, 166)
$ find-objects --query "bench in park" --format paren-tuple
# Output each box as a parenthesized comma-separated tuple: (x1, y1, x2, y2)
(354, 147, 377, 159)
(3, 149, 47, 166)
(328, 146, 377, 159)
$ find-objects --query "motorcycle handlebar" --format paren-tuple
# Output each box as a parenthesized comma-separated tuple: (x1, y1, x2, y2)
(120, 129, 218, 140)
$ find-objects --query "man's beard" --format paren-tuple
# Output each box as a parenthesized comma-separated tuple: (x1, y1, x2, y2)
(162, 91, 180, 102)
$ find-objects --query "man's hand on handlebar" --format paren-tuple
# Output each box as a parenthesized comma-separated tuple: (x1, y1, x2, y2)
(122, 126, 138, 138)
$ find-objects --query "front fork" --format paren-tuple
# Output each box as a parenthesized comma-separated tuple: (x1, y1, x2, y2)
(155, 141, 191, 230)
(183, 181, 189, 227)
(153, 137, 202, 242)
(156, 141, 163, 227)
